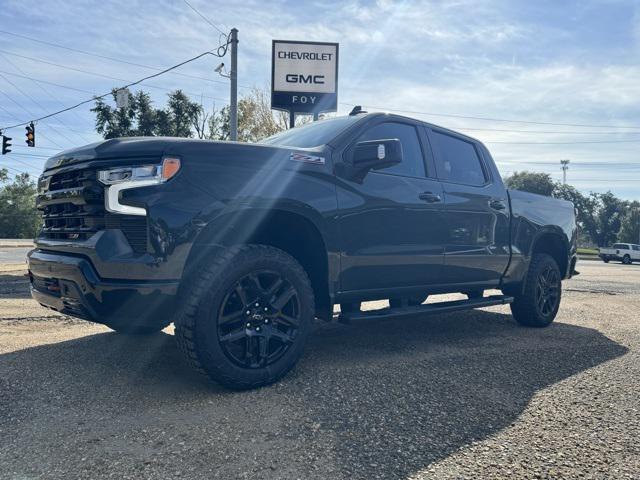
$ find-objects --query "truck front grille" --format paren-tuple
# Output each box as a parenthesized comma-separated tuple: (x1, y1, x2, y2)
(37, 168, 148, 253)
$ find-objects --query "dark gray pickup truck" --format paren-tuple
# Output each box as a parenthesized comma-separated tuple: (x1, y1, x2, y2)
(28, 110, 578, 389)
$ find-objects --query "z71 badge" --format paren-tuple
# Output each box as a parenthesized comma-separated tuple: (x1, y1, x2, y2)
(289, 152, 325, 165)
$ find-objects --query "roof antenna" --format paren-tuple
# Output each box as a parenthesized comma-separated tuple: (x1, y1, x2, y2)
(349, 105, 367, 116)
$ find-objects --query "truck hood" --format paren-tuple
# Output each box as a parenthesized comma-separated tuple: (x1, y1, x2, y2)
(44, 137, 316, 172)
(44, 137, 182, 170)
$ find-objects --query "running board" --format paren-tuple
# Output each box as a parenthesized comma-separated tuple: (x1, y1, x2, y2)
(339, 295, 514, 323)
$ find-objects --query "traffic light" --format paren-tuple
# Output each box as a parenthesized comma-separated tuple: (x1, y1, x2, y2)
(2, 135, 12, 155)
(25, 122, 35, 147)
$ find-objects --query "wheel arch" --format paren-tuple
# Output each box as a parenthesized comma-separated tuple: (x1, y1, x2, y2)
(530, 229, 570, 278)
(183, 206, 332, 318)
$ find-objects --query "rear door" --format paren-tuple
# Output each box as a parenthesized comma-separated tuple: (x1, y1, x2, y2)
(336, 120, 446, 293)
(426, 127, 511, 286)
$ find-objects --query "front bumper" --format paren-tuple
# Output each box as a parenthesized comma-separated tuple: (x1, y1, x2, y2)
(28, 249, 180, 327)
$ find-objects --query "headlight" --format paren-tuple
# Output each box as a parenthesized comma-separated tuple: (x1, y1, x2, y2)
(98, 157, 181, 216)
(98, 157, 181, 185)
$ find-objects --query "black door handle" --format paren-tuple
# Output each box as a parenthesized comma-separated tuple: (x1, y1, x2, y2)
(489, 199, 506, 210)
(419, 192, 442, 203)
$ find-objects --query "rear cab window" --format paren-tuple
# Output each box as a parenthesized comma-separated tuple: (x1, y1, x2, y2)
(430, 130, 488, 186)
(613, 244, 629, 249)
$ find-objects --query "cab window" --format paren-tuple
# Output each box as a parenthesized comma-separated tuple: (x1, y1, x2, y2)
(356, 122, 426, 178)
(431, 130, 487, 186)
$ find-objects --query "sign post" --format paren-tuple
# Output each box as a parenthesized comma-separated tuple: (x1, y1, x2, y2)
(271, 40, 339, 127)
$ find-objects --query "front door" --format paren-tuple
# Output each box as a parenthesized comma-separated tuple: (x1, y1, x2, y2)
(336, 120, 447, 293)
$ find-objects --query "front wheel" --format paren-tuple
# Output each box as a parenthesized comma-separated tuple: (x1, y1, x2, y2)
(510, 253, 561, 328)
(622, 254, 632, 265)
(175, 245, 314, 389)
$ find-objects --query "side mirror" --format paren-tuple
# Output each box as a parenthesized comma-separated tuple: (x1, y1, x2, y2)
(339, 139, 403, 182)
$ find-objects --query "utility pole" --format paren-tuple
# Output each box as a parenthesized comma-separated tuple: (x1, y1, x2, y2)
(560, 159, 570, 184)
(229, 28, 238, 141)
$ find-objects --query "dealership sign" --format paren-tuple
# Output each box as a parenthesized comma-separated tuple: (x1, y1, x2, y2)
(271, 40, 339, 114)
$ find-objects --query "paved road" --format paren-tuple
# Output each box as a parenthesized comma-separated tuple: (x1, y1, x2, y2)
(0, 261, 638, 479)
(0, 247, 31, 264)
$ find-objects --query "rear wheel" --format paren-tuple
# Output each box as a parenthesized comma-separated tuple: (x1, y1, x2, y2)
(511, 253, 561, 328)
(622, 254, 631, 265)
(602, 257, 610, 263)
(175, 245, 314, 389)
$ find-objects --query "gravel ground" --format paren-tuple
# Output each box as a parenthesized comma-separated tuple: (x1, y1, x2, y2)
(0, 261, 638, 479)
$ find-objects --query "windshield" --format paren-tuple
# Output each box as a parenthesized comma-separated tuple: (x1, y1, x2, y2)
(260, 115, 362, 148)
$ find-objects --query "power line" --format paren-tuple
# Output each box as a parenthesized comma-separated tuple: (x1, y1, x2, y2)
(10, 144, 61, 152)
(496, 160, 640, 167)
(182, 0, 228, 36)
(3, 152, 49, 159)
(486, 139, 640, 145)
(0, 49, 230, 103)
(1, 164, 34, 175)
(343, 102, 640, 130)
(0, 89, 65, 148)
(0, 70, 96, 94)
(0, 45, 230, 131)
(0, 52, 94, 144)
(0, 72, 84, 146)
(0, 30, 250, 88)
(458, 126, 640, 135)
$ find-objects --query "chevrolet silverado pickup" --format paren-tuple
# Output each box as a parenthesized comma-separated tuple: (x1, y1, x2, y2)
(28, 110, 578, 389)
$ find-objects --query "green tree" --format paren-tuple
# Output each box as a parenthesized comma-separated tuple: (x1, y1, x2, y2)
(92, 87, 291, 142)
(504, 171, 631, 247)
(0, 169, 40, 238)
(92, 89, 203, 139)
(504, 171, 556, 196)
(167, 90, 200, 137)
(618, 201, 640, 244)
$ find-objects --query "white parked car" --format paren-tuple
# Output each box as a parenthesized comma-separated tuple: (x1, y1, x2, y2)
(599, 243, 640, 264)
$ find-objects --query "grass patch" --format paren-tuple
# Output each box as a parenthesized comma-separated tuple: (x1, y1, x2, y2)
(577, 247, 599, 255)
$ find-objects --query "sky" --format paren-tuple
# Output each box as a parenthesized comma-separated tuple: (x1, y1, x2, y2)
(0, 0, 639, 199)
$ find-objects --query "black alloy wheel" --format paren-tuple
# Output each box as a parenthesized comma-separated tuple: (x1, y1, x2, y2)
(217, 271, 301, 369)
(174, 244, 314, 389)
(535, 264, 560, 317)
(510, 253, 562, 328)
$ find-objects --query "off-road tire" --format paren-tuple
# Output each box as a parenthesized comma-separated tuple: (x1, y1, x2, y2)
(622, 254, 631, 265)
(510, 253, 561, 328)
(174, 245, 314, 390)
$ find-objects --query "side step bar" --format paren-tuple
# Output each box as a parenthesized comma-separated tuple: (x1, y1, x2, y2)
(339, 295, 514, 323)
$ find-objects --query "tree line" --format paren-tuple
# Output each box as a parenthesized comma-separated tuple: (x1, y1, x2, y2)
(91, 87, 292, 142)
(505, 171, 639, 247)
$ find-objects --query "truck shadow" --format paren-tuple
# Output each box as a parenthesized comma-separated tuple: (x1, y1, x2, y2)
(0, 310, 627, 479)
